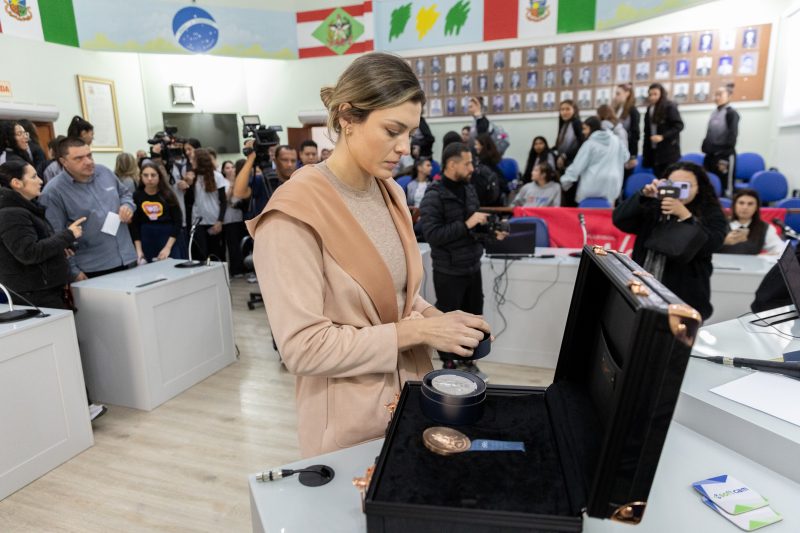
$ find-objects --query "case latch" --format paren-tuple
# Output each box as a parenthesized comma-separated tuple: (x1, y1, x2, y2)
(627, 279, 651, 297)
(668, 304, 702, 346)
(610, 501, 647, 524)
(384, 393, 401, 419)
(353, 465, 375, 512)
(592, 245, 608, 256)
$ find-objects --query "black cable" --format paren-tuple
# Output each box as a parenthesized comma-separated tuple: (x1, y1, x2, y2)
(3, 286, 49, 317)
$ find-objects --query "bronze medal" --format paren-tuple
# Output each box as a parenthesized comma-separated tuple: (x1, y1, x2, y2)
(422, 427, 471, 456)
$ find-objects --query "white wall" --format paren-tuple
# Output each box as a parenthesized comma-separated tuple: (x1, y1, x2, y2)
(0, 0, 795, 184)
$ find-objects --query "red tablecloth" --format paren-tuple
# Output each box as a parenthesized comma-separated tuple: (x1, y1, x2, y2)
(512, 206, 787, 252)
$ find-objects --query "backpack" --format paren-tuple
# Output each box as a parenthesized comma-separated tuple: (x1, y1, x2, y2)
(471, 163, 502, 206)
(489, 122, 510, 155)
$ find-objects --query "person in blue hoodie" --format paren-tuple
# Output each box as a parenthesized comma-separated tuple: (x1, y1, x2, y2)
(560, 116, 629, 205)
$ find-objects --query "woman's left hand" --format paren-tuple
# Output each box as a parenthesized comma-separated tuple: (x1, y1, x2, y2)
(157, 247, 172, 260)
(209, 221, 223, 235)
(661, 197, 692, 221)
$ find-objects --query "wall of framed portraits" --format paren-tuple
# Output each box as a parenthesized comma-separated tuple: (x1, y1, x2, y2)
(410, 23, 771, 118)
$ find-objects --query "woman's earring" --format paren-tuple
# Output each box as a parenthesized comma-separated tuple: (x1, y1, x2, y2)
(345, 127, 352, 136)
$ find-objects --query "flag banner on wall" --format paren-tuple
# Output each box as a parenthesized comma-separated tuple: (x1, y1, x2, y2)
(0, 0, 44, 40)
(595, 0, 710, 30)
(484, 0, 592, 41)
(73, 0, 298, 59)
(40, 0, 79, 46)
(374, 0, 485, 52)
(296, 2, 373, 59)
(518, 0, 559, 39)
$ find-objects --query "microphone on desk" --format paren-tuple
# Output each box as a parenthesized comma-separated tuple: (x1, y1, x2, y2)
(0, 283, 47, 323)
(691, 354, 800, 380)
(772, 218, 800, 240)
(175, 217, 205, 268)
(569, 213, 588, 258)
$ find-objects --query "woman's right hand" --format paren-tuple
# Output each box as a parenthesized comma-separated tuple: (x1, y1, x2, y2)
(68, 217, 87, 239)
(420, 311, 489, 357)
(642, 179, 661, 199)
(724, 229, 748, 246)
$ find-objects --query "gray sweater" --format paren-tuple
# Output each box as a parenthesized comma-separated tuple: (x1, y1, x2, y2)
(39, 164, 137, 277)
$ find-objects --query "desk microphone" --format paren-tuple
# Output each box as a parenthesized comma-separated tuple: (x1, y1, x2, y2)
(0, 283, 46, 323)
(772, 218, 800, 240)
(175, 217, 205, 268)
(691, 355, 800, 380)
(569, 213, 587, 258)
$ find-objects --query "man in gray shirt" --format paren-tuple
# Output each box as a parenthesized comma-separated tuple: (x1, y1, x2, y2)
(39, 137, 136, 280)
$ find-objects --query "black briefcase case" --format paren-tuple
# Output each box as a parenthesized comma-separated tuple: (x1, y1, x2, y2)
(359, 246, 701, 532)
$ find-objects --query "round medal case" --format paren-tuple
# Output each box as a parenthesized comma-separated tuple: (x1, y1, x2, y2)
(420, 369, 486, 425)
(437, 331, 492, 362)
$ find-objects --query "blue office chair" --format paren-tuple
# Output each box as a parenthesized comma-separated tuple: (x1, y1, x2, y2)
(497, 158, 520, 182)
(749, 170, 788, 204)
(777, 198, 800, 235)
(578, 197, 612, 208)
(680, 153, 705, 166)
(707, 172, 722, 197)
(509, 216, 550, 248)
(734, 152, 766, 184)
(624, 172, 656, 199)
(395, 175, 412, 191)
(431, 160, 441, 177)
(719, 197, 732, 209)
(633, 155, 654, 175)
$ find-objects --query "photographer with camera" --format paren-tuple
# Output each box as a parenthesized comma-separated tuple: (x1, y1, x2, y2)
(613, 162, 727, 319)
(420, 142, 506, 378)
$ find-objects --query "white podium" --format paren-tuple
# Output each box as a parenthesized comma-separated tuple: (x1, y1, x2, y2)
(71, 260, 235, 411)
(0, 306, 93, 500)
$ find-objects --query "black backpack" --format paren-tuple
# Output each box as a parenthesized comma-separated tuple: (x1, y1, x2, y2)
(471, 164, 502, 206)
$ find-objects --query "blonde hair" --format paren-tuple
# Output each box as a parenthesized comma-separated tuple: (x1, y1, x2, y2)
(114, 152, 139, 185)
(320, 52, 425, 136)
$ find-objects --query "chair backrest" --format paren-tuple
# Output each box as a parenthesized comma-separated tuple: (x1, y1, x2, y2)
(510, 216, 550, 247)
(431, 160, 441, 177)
(395, 175, 412, 191)
(777, 198, 800, 233)
(707, 172, 722, 197)
(624, 173, 656, 199)
(735, 152, 766, 181)
(497, 158, 520, 182)
(633, 155, 654, 175)
(719, 197, 732, 208)
(750, 170, 788, 204)
(680, 153, 705, 166)
(578, 197, 612, 208)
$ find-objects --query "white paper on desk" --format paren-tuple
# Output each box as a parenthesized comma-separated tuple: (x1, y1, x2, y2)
(101, 212, 121, 236)
(711, 372, 800, 427)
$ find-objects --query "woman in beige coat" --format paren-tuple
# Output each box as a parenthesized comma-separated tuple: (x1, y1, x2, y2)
(247, 53, 490, 458)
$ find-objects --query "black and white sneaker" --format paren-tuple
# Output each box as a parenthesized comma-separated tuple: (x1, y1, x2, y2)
(89, 403, 108, 421)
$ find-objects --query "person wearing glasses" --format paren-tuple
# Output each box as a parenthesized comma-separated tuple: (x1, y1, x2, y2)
(0, 120, 33, 165)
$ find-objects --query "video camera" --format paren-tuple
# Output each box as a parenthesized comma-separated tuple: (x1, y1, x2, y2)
(474, 214, 510, 240)
(242, 115, 282, 168)
(147, 126, 186, 161)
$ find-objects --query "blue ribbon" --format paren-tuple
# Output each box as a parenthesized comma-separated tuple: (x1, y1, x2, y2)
(470, 440, 526, 452)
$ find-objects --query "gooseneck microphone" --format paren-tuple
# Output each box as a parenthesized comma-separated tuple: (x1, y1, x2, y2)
(691, 355, 800, 380)
(569, 213, 587, 258)
(0, 283, 46, 323)
(175, 217, 205, 268)
(772, 218, 800, 240)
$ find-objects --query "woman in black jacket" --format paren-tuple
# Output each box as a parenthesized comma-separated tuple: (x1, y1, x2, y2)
(642, 83, 684, 178)
(613, 83, 641, 177)
(555, 99, 583, 172)
(702, 84, 739, 193)
(0, 120, 33, 165)
(0, 160, 85, 309)
(613, 162, 727, 319)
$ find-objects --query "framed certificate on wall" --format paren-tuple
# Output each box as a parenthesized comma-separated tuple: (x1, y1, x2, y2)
(76, 75, 122, 152)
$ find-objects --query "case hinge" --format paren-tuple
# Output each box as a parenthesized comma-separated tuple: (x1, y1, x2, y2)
(626, 279, 651, 297)
(610, 501, 647, 524)
(384, 393, 401, 419)
(353, 465, 375, 512)
(668, 304, 702, 347)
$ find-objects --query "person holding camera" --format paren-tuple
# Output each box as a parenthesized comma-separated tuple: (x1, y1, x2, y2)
(232, 140, 297, 220)
(613, 162, 727, 319)
(420, 141, 506, 378)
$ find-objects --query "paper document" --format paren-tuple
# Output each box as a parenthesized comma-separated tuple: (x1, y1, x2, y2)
(711, 372, 800, 427)
(101, 212, 121, 236)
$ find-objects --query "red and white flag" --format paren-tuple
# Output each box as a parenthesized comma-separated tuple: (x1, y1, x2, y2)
(296, 2, 373, 59)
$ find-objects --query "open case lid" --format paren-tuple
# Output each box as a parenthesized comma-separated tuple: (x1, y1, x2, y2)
(548, 246, 701, 523)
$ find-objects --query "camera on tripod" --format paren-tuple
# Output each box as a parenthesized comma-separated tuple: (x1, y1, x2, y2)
(242, 115, 282, 167)
(147, 126, 186, 161)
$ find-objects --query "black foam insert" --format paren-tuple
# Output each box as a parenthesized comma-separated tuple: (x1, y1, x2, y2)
(372, 386, 573, 516)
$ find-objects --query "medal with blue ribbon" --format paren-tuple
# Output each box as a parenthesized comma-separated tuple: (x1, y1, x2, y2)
(423, 427, 526, 456)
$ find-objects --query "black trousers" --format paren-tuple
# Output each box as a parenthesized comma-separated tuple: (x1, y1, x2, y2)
(194, 225, 226, 262)
(224, 221, 248, 276)
(85, 264, 128, 278)
(433, 269, 484, 362)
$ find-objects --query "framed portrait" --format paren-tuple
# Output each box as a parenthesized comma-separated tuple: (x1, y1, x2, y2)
(76, 75, 122, 152)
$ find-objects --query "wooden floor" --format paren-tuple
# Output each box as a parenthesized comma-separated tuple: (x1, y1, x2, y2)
(0, 279, 555, 532)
